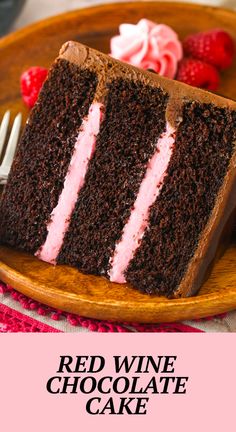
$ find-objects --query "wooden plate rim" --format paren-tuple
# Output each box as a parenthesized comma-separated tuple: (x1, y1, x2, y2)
(1, 253, 236, 323)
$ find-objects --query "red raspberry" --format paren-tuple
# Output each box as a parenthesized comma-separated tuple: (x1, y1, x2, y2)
(20, 66, 48, 108)
(183, 29, 235, 70)
(176, 58, 220, 91)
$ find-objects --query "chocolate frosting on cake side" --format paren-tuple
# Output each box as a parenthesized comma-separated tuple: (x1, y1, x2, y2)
(59, 41, 236, 297)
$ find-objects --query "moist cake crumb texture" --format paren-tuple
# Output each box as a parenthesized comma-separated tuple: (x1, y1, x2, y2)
(0, 59, 98, 253)
(126, 102, 236, 296)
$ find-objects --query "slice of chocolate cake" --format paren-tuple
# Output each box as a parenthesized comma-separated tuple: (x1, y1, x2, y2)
(0, 41, 236, 298)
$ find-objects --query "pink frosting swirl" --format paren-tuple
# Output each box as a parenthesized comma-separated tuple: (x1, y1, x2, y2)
(110, 19, 183, 78)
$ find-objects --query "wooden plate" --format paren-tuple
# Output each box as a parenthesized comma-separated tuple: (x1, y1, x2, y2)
(0, 1, 236, 323)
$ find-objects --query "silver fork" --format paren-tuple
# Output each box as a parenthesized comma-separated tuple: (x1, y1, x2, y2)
(0, 111, 22, 185)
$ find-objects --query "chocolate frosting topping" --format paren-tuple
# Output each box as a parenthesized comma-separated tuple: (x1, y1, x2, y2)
(59, 41, 236, 129)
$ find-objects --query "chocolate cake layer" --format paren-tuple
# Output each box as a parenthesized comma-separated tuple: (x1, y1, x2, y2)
(58, 78, 168, 274)
(126, 102, 236, 296)
(0, 59, 97, 252)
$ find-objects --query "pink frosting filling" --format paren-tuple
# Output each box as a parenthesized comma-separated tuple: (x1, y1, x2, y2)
(36, 102, 103, 264)
(109, 123, 175, 283)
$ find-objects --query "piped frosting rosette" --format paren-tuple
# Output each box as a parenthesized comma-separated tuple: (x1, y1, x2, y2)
(110, 18, 183, 79)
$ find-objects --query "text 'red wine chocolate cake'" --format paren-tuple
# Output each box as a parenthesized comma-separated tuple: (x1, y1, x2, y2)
(0, 41, 236, 298)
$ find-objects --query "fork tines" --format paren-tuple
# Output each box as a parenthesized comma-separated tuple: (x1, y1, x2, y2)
(0, 111, 22, 184)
